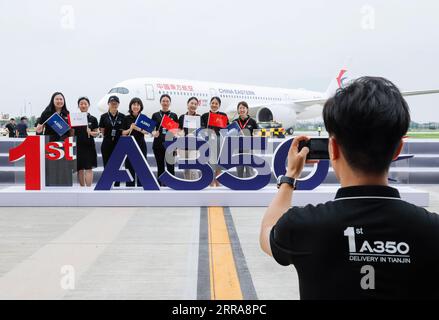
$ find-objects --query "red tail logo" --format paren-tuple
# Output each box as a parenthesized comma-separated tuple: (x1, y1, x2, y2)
(336, 69, 348, 88)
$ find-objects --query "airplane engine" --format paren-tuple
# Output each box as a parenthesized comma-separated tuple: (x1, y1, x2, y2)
(254, 105, 297, 131)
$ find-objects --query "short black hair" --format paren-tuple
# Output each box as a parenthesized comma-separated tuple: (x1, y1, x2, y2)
(323, 76, 410, 174)
(128, 97, 144, 116)
(160, 94, 172, 103)
(237, 101, 249, 110)
(187, 96, 199, 104)
(210, 96, 221, 105)
(78, 97, 90, 105)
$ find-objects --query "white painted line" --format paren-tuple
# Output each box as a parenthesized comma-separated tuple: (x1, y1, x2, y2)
(182, 209, 200, 300)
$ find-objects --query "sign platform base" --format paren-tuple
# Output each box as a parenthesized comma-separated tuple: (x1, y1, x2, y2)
(0, 185, 430, 207)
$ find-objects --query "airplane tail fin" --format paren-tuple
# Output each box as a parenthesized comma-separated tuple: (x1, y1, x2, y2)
(325, 67, 350, 98)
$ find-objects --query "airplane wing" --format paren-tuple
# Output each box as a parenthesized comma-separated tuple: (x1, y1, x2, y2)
(292, 98, 327, 106)
(225, 88, 439, 121)
(400, 89, 439, 97)
(292, 89, 439, 106)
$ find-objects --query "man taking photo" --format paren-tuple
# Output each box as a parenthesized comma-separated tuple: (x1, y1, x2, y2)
(260, 77, 439, 299)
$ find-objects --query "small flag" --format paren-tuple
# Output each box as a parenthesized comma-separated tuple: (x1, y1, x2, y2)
(208, 112, 228, 128)
(45, 113, 70, 136)
(183, 115, 200, 129)
(220, 121, 241, 137)
(161, 114, 179, 132)
(68, 112, 88, 127)
(227, 122, 241, 133)
(135, 114, 157, 133)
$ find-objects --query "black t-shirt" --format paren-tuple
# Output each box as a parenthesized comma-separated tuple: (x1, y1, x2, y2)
(233, 116, 259, 136)
(151, 110, 178, 149)
(5, 123, 16, 137)
(74, 114, 98, 147)
(270, 185, 439, 299)
(122, 114, 147, 148)
(201, 111, 229, 136)
(99, 112, 125, 142)
(16, 123, 28, 138)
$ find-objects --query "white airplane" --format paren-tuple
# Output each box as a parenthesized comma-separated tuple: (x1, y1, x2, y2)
(98, 69, 439, 134)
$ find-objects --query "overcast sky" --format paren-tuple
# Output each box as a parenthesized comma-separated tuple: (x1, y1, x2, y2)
(1, 0, 438, 122)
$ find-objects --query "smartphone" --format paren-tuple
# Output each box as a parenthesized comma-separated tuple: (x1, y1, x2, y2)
(298, 138, 329, 160)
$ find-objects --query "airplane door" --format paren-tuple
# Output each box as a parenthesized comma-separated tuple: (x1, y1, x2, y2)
(209, 88, 218, 97)
(145, 84, 155, 100)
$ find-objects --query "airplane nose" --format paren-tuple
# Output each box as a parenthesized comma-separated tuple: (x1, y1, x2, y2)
(97, 96, 108, 113)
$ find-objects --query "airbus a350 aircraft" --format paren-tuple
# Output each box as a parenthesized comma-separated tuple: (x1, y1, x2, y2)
(98, 69, 439, 133)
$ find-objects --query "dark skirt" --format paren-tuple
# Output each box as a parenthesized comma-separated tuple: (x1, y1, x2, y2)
(76, 140, 98, 171)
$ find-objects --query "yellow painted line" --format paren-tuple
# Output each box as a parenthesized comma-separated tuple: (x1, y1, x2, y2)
(208, 207, 243, 300)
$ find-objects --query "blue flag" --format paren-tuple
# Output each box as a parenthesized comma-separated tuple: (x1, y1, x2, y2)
(135, 114, 157, 133)
(45, 113, 70, 136)
(223, 121, 241, 136)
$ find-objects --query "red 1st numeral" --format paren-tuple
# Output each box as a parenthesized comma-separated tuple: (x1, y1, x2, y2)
(9, 136, 42, 190)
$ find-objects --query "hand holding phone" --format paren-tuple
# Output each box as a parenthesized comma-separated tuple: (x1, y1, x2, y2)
(298, 138, 329, 160)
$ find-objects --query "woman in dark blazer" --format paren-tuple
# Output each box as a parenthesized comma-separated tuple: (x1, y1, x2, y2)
(178, 96, 201, 180)
(200, 96, 229, 187)
(151, 94, 179, 186)
(74, 97, 99, 187)
(233, 101, 259, 178)
(36, 92, 74, 186)
(122, 97, 149, 187)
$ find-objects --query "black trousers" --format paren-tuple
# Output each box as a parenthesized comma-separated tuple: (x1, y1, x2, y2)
(101, 138, 120, 187)
(125, 143, 147, 187)
(153, 146, 175, 186)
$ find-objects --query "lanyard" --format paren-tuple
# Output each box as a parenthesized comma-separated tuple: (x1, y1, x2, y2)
(108, 112, 118, 128)
(238, 117, 250, 130)
(160, 111, 171, 118)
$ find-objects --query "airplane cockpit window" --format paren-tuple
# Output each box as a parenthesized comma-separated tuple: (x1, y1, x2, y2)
(108, 87, 130, 94)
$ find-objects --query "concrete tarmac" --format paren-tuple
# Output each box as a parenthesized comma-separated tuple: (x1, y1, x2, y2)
(0, 185, 437, 300)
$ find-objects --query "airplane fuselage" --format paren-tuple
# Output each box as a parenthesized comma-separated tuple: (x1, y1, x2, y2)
(98, 78, 325, 130)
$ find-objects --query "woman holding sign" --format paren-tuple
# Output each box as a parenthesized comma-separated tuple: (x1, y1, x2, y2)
(201, 96, 229, 187)
(178, 97, 201, 180)
(74, 97, 99, 187)
(151, 94, 179, 186)
(36, 92, 74, 186)
(36, 92, 72, 141)
(122, 97, 149, 187)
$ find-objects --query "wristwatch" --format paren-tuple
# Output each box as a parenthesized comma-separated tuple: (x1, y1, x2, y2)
(276, 175, 297, 189)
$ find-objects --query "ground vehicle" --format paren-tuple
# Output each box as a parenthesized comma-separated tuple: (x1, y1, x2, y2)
(255, 121, 285, 138)
(285, 127, 294, 135)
